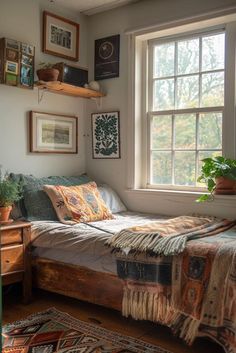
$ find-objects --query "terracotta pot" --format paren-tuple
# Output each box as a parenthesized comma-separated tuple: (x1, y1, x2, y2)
(214, 176, 236, 195)
(36, 68, 59, 82)
(0, 205, 12, 223)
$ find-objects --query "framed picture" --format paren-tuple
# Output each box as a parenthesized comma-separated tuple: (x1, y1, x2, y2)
(94, 34, 120, 80)
(6, 49, 19, 62)
(91, 111, 120, 159)
(5, 60, 18, 75)
(20, 65, 33, 87)
(21, 43, 34, 56)
(21, 54, 33, 66)
(30, 111, 78, 154)
(5, 73, 17, 86)
(6, 38, 20, 51)
(43, 11, 79, 61)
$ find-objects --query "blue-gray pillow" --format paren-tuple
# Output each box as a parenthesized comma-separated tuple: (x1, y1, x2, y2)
(10, 173, 91, 221)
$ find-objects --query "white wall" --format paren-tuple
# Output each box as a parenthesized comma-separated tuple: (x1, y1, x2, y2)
(0, 0, 88, 176)
(86, 0, 236, 218)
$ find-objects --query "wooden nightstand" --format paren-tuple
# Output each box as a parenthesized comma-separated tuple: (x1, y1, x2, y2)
(1, 221, 32, 303)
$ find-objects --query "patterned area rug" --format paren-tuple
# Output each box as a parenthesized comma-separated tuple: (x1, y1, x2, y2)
(2, 308, 173, 353)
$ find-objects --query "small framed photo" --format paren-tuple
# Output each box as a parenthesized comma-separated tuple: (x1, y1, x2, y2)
(6, 49, 19, 61)
(5, 73, 18, 86)
(30, 111, 78, 154)
(21, 43, 34, 56)
(6, 38, 20, 51)
(20, 65, 33, 87)
(43, 11, 79, 61)
(91, 111, 120, 159)
(95, 34, 120, 80)
(21, 54, 33, 66)
(5, 60, 18, 75)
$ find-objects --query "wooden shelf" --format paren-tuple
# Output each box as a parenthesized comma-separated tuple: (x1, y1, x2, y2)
(35, 81, 105, 98)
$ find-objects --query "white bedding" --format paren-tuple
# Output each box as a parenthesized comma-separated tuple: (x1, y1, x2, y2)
(31, 211, 168, 274)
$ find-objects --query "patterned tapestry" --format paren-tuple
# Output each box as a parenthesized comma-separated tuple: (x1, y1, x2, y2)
(116, 227, 236, 353)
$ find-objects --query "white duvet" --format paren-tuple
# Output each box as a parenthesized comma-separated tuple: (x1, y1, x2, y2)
(31, 211, 168, 274)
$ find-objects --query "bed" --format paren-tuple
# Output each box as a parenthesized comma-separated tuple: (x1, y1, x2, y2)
(10, 173, 236, 353)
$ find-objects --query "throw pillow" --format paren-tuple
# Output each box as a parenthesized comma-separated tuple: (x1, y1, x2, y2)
(43, 181, 114, 224)
(9, 173, 91, 221)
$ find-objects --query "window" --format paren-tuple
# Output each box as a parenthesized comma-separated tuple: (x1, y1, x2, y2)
(147, 31, 225, 189)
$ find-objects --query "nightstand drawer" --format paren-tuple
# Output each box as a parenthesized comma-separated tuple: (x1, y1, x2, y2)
(1, 229, 22, 246)
(1, 245, 24, 274)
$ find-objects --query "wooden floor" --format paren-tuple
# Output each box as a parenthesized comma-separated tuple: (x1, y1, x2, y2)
(3, 285, 224, 353)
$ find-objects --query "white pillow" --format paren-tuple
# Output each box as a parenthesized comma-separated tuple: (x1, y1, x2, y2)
(98, 185, 127, 213)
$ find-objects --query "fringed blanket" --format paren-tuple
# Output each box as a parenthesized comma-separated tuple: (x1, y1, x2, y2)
(112, 217, 236, 353)
(106, 215, 235, 256)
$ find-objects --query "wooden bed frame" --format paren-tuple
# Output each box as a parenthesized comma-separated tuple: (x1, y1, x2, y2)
(32, 257, 123, 311)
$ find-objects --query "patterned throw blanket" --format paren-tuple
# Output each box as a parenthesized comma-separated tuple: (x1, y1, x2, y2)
(109, 216, 236, 353)
(106, 215, 235, 256)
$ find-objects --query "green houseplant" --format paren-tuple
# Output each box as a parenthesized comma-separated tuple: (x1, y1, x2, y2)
(197, 156, 236, 202)
(0, 170, 22, 223)
(36, 62, 59, 82)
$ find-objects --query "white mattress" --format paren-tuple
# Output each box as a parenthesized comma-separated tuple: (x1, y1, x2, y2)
(31, 211, 168, 274)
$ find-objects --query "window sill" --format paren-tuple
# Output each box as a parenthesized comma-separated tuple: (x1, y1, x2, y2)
(125, 188, 236, 203)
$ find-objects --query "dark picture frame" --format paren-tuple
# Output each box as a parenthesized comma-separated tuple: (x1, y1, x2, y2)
(43, 11, 80, 61)
(94, 34, 120, 80)
(29, 111, 78, 154)
(91, 111, 121, 159)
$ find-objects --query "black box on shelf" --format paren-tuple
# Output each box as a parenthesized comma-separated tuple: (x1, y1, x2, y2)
(53, 62, 88, 88)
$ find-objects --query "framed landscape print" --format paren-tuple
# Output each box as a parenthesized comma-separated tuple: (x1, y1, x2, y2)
(43, 11, 79, 61)
(91, 111, 120, 159)
(94, 34, 120, 80)
(30, 111, 78, 154)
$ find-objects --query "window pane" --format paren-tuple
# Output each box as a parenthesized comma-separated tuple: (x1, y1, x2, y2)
(174, 151, 195, 185)
(201, 72, 224, 107)
(154, 43, 175, 78)
(175, 114, 196, 149)
(178, 38, 199, 74)
(154, 79, 174, 110)
(202, 33, 225, 71)
(198, 113, 222, 149)
(197, 151, 222, 186)
(151, 151, 172, 184)
(177, 75, 199, 108)
(152, 116, 172, 149)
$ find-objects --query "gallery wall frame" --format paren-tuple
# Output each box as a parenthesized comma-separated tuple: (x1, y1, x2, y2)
(91, 111, 121, 159)
(94, 34, 120, 80)
(29, 111, 78, 154)
(43, 11, 80, 61)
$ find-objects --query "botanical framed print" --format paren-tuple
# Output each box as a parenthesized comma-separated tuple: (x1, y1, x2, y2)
(43, 11, 79, 61)
(95, 34, 120, 80)
(91, 111, 120, 159)
(30, 111, 78, 154)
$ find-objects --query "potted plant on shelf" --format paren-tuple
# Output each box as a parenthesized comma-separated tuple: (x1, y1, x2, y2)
(0, 170, 22, 224)
(196, 156, 236, 202)
(36, 62, 59, 82)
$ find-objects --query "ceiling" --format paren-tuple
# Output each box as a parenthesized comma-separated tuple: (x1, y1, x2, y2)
(51, 0, 140, 15)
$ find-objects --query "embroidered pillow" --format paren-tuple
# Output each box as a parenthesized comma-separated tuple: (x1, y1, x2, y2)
(43, 181, 114, 224)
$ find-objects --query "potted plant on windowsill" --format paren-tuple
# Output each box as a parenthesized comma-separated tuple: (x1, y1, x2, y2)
(196, 156, 236, 202)
(0, 170, 22, 224)
(36, 62, 59, 82)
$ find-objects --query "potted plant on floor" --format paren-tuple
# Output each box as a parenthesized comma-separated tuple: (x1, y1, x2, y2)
(36, 62, 59, 82)
(196, 156, 236, 202)
(0, 169, 22, 224)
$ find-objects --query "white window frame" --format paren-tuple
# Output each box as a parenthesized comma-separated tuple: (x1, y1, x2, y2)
(147, 29, 224, 191)
(127, 13, 236, 193)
